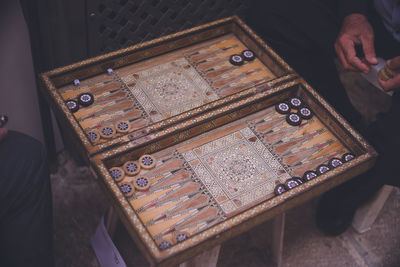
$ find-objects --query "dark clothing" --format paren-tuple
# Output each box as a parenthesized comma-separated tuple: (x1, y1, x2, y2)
(246, 0, 362, 125)
(0, 131, 54, 267)
(374, 0, 400, 42)
(245, 0, 399, 208)
(340, 0, 369, 19)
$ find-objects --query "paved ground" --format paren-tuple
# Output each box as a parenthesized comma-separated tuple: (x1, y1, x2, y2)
(51, 66, 400, 266)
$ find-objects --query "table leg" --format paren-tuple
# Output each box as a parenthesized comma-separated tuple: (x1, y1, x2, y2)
(271, 212, 285, 267)
(179, 245, 221, 267)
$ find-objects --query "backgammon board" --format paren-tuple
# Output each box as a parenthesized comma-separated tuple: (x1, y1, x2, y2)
(41, 16, 293, 157)
(57, 33, 277, 140)
(40, 16, 377, 266)
(108, 96, 351, 243)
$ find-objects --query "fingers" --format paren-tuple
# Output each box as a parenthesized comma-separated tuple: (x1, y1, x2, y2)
(334, 42, 357, 71)
(378, 74, 400, 92)
(360, 33, 378, 65)
(342, 37, 370, 72)
(335, 36, 370, 72)
(387, 56, 400, 69)
(335, 14, 376, 72)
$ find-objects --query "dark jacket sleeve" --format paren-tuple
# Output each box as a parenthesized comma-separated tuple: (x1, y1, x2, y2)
(339, 0, 369, 20)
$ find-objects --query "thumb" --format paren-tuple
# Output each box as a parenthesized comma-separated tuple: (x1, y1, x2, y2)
(387, 56, 400, 70)
(378, 73, 400, 91)
(361, 36, 378, 65)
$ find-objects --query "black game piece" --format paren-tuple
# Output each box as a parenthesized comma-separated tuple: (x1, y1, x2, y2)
(229, 54, 244, 66)
(286, 113, 302, 126)
(342, 153, 355, 162)
(329, 157, 343, 168)
(288, 97, 302, 109)
(302, 170, 318, 181)
(298, 107, 313, 120)
(285, 178, 300, 189)
(78, 93, 94, 107)
(66, 99, 79, 113)
(275, 102, 291, 114)
(175, 232, 188, 243)
(274, 184, 287, 195)
(241, 50, 256, 61)
(316, 164, 330, 175)
(159, 240, 172, 250)
(294, 177, 304, 184)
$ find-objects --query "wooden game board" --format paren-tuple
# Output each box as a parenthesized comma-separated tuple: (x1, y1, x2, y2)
(92, 78, 376, 266)
(40, 16, 377, 266)
(110, 102, 350, 247)
(57, 34, 276, 142)
(40, 16, 294, 156)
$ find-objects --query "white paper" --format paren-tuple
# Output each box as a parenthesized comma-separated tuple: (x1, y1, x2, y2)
(360, 57, 394, 96)
(91, 216, 127, 267)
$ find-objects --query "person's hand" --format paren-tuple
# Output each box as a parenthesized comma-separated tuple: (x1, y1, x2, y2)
(335, 14, 378, 73)
(0, 127, 7, 141)
(378, 56, 400, 91)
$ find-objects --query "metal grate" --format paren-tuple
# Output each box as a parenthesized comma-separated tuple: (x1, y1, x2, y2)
(87, 0, 249, 56)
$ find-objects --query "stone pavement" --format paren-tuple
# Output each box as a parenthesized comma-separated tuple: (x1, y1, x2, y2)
(51, 66, 400, 267)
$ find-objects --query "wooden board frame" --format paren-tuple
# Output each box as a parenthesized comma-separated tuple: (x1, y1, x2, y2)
(90, 78, 377, 266)
(39, 16, 295, 157)
(38, 14, 377, 266)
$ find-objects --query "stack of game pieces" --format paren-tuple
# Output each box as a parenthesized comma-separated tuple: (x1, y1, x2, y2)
(86, 120, 132, 144)
(274, 152, 356, 196)
(107, 154, 157, 198)
(275, 97, 314, 126)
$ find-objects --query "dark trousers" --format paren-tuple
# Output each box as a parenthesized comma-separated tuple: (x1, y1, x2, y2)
(245, 0, 400, 209)
(0, 131, 54, 267)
